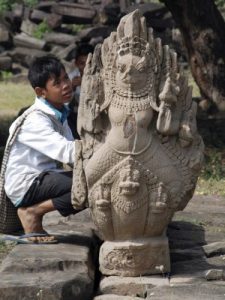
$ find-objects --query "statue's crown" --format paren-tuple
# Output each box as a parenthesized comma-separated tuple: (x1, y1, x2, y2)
(116, 9, 149, 57)
(117, 36, 148, 56)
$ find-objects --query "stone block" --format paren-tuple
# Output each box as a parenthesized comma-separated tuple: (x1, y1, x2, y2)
(20, 19, 38, 36)
(9, 47, 47, 67)
(0, 23, 12, 46)
(52, 3, 96, 24)
(145, 283, 225, 300)
(13, 33, 46, 50)
(0, 271, 93, 300)
(44, 32, 76, 46)
(94, 295, 141, 300)
(205, 269, 224, 281)
(99, 237, 170, 276)
(78, 26, 113, 42)
(0, 56, 12, 71)
(203, 241, 225, 258)
(98, 275, 169, 297)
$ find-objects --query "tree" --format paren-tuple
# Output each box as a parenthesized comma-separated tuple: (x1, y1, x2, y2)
(161, 0, 225, 111)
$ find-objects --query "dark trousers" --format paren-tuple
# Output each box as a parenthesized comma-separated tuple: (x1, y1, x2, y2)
(18, 171, 77, 217)
(67, 111, 80, 140)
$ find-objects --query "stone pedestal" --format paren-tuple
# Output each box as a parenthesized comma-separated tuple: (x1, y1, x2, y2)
(99, 237, 170, 276)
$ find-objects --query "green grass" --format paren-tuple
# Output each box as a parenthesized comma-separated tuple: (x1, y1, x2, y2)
(0, 81, 34, 117)
(0, 81, 35, 147)
(196, 177, 225, 196)
(195, 147, 225, 196)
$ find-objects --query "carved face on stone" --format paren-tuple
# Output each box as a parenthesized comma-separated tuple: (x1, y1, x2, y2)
(116, 53, 148, 92)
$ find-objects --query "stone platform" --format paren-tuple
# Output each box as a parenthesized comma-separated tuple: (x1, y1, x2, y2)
(1, 195, 225, 299)
(0, 209, 99, 300)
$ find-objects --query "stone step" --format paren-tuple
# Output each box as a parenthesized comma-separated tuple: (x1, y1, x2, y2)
(98, 275, 169, 297)
(0, 210, 99, 300)
(145, 283, 225, 300)
(94, 295, 141, 300)
(0, 242, 94, 275)
(0, 271, 93, 300)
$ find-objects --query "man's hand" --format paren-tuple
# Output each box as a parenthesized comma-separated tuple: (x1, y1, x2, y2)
(72, 76, 82, 90)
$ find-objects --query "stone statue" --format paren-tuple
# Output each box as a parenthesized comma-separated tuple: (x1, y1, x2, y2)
(72, 9, 204, 276)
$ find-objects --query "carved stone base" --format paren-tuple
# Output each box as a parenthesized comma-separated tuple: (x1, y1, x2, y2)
(99, 237, 170, 276)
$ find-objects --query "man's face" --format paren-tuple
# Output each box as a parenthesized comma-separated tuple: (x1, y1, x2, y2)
(39, 69, 72, 109)
(75, 55, 88, 76)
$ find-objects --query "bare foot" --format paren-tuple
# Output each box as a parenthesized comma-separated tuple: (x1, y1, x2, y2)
(17, 207, 55, 243)
(17, 207, 44, 233)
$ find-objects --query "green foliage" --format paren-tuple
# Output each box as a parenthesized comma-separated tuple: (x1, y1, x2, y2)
(215, 0, 225, 8)
(0, 71, 13, 81)
(23, 0, 37, 8)
(196, 147, 225, 196)
(0, 0, 37, 13)
(0, 0, 14, 13)
(33, 20, 52, 39)
(196, 177, 225, 196)
(201, 148, 225, 180)
(69, 24, 86, 34)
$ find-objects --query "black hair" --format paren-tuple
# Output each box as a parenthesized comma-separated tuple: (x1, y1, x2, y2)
(75, 43, 94, 60)
(28, 55, 65, 89)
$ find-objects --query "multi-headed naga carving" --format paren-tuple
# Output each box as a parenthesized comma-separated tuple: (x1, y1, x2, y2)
(72, 10, 204, 276)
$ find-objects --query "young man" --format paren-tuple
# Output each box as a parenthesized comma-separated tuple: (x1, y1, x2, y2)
(67, 43, 94, 138)
(69, 43, 94, 104)
(4, 55, 78, 243)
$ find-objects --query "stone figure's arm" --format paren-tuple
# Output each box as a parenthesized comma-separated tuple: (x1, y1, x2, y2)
(157, 76, 179, 135)
(151, 42, 179, 136)
(77, 45, 104, 138)
(77, 45, 107, 160)
(71, 140, 88, 210)
(155, 44, 196, 139)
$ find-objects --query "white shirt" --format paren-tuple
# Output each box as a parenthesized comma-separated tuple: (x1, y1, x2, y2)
(4, 97, 75, 206)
